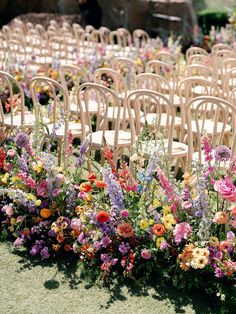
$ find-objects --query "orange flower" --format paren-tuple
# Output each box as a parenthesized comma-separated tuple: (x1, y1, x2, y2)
(95, 180, 106, 188)
(56, 232, 65, 243)
(213, 211, 229, 224)
(88, 173, 97, 182)
(117, 222, 134, 238)
(152, 224, 165, 236)
(64, 244, 72, 252)
(79, 182, 92, 193)
(231, 207, 236, 219)
(52, 244, 60, 252)
(97, 211, 109, 223)
(40, 208, 52, 219)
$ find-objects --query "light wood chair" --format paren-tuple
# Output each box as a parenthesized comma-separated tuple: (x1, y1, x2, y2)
(186, 95, 236, 163)
(186, 47, 208, 63)
(77, 82, 133, 165)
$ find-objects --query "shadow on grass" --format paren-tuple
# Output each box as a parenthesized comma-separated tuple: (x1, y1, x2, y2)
(12, 248, 227, 313)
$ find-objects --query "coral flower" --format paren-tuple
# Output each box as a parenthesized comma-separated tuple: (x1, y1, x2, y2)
(97, 211, 109, 223)
(94, 180, 106, 188)
(117, 222, 134, 238)
(40, 208, 52, 219)
(152, 224, 165, 236)
(79, 182, 92, 193)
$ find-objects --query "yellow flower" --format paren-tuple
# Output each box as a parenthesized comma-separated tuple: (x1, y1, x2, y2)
(209, 236, 219, 247)
(2, 173, 10, 184)
(11, 176, 20, 183)
(35, 199, 41, 206)
(33, 162, 43, 173)
(148, 219, 154, 226)
(162, 205, 171, 215)
(10, 218, 17, 225)
(152, 198, 160, 208)
(162, 214, 176, 230)
(156, 237, 165, 248)
(139, 219, 150, 230)
(27, 194, 36, 201)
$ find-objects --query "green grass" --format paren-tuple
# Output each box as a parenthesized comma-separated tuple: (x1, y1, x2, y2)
(0, 242, 217, 314)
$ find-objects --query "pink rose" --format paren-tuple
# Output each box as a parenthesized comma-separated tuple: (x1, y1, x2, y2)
(214, 177, 236, 202)
(7, 149, 16, 157)
(141, 249, 151, 259)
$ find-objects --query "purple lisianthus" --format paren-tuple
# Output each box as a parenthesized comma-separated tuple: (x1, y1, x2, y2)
(15, 132, 30, 148)
(215, 145, 231, 162)
(101, 236, 111, 248)
(118, 242, 130, 255)
(40, 247, 50, 259)
(13, 237, 24, 247)
(30, 245, 41, 256)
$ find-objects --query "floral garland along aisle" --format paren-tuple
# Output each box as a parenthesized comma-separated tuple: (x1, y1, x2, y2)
(0, 127, 236, 311)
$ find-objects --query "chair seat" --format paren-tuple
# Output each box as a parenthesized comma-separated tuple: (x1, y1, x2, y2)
(88, 130, 132, 148)
(70, 100, 99, 115)
(46, 121, 89, 138)
(140, 113, 181, 128)
(185, 120, 231, 135)
(106, 106, 138, 120)
(4, 113, 50, 127)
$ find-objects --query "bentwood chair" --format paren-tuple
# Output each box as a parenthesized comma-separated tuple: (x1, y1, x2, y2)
(77, 82, 133, 165)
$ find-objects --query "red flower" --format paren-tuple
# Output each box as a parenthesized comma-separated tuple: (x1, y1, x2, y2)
(88, 173, 97, 182)
(79, 182, 92, 193)
(97, 211, 109, 223)
(0, 147, 6, 168)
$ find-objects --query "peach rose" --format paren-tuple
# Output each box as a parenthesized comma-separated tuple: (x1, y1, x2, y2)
(117, 222, 134, 238)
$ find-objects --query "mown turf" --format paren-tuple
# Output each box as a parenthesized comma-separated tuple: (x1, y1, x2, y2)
(0, 242, 217, 314)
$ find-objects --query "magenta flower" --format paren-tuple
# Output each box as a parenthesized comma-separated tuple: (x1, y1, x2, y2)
(141, 249, 152, 259)
(120, 210, 129, 218)
(37, 180, 48, 197)
(202, 136, 213, 162)
(70, 218, 81, 231)
(215, 145, 231, 162)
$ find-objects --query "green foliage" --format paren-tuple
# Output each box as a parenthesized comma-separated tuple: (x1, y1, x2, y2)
(198, 8, 229, 34)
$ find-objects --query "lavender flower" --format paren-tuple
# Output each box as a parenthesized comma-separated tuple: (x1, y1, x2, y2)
(102, 167, 124, 210)
(101, 236, 111, 248)
(119, 242, 130, 255)
(215, 145, 231, 162)
(15, 133, 29, 148)
(40, 247, 50, 259)
(76, 140, 89, 167)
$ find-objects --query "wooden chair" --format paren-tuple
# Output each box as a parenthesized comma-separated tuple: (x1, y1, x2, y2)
(77, 82, 133, 165)
(133, 29, 149, 48)
(30, 76, 88, 163)
(186, 96, 236, 163)
(126, 89, 188, 171)
(186, 47, 208, 63)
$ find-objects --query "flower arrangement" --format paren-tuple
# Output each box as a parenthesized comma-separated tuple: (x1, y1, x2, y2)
(1, 130, 236, 309)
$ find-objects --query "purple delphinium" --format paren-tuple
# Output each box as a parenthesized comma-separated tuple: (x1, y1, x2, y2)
(215, 145, 231, 162)
(102, 167, 124, 210)
(76, 139, 89, 167)
(15, 133, 30, 148)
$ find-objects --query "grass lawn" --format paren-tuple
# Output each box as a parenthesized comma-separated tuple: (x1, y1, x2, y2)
(0, 242, 218, 314)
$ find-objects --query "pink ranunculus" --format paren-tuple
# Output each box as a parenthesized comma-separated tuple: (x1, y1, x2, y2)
(37, 180, 48, 197)
(214, 177, 236, 202)
(120, 210, 129, 218)
(52, 189, 60, 197)
(141, 249, 152, 259)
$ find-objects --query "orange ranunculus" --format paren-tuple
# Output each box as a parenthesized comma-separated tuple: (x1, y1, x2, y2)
(97, 211, 109, 223)
(40, 208, 52, 219)
(79, 182, 92, 193)
(94, 180, 106, 188)
(52, 244, 60, 252)
(88, 173, 97, 182)
(117, 222, 134, 238)
(152, 224, 165, 236)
